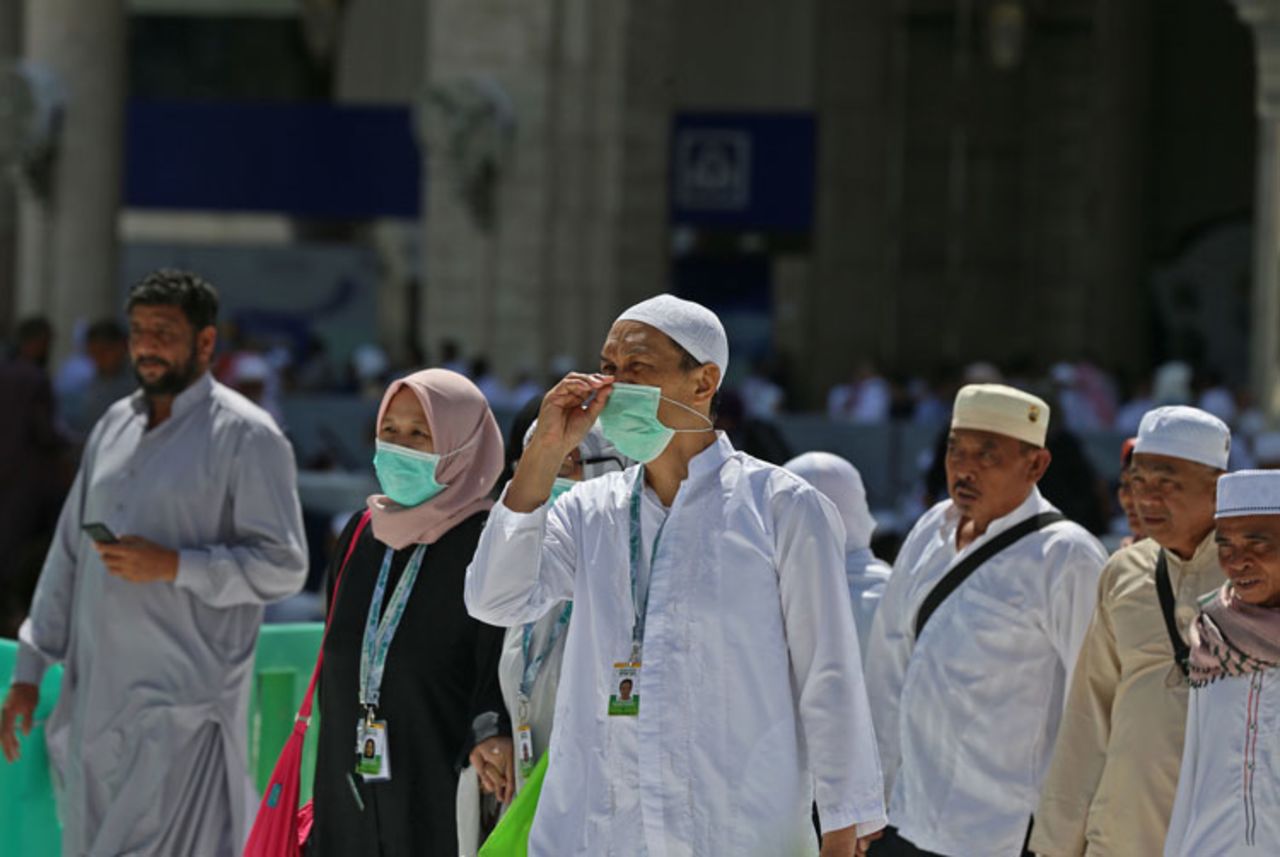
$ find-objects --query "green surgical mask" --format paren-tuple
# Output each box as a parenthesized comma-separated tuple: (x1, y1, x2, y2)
(549, 477, 577, 503)
(596, 382, 713, 464)
(372, 439, 453, 507)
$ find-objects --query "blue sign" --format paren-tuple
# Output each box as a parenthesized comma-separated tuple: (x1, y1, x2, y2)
(670, 112, 815, 232)
(125, 100, 422, 219)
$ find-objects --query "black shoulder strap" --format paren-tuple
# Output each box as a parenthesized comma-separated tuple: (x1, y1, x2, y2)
(915, 512, 1066, 637)
(1154, 550, 1191, 678)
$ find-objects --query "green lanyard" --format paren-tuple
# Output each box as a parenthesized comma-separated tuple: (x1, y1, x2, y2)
(627, 467, 669, 662)
(520, 602, 574, 700)
(359, 544, 427, 711)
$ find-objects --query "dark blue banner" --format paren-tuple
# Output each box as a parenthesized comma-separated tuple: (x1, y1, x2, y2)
(670, 112, 815, 232)
(125, 100, 422, 218)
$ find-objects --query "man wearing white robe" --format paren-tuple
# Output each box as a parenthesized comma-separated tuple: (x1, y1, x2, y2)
(1165, 470, 1280, 856)
(785, 451, 891, 660)
(0, 270, 308, 856)
(863, 384, 1107, 856)
(466, 294, 885, 857)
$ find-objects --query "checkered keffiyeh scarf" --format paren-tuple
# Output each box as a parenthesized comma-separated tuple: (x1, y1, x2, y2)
(1188, 584, 1280, 687)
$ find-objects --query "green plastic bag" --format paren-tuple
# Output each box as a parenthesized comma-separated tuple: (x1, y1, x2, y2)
(478, 751, 550, 857)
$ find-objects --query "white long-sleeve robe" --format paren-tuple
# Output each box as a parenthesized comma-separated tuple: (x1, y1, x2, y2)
(1165, 670, 1280, 856)
(465, 434, 885, 857)
(13, 373, 307, 857)
(863, 488, 1107, 856)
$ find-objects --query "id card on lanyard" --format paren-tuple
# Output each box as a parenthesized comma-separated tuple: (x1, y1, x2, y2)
(355, 543, 427, 782)
(609, 467, 668, 717)
(516, 602, 573, 780)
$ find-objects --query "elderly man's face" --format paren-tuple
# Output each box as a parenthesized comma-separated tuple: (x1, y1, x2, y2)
(599, 320, 718, 425)
(945, 429, 1049, 524)
(1117, 468, 1144, 538)
(1129, 453, 1219, 559)
(1215, 515, 1280, 608)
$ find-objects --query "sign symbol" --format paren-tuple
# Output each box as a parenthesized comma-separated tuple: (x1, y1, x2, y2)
(675, 130, 751, 211)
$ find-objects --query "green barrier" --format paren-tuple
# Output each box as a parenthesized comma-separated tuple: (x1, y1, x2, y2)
(0, 638, 64, 856)
(246, 623, 324, 802)
(0, 622, 324, 850)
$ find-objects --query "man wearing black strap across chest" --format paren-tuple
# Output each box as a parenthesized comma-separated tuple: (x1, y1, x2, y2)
(1032, 405, 1229, 857)
(863, 384, 1108, 857)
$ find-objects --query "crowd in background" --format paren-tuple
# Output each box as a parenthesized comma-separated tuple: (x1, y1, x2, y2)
(5, 310, 1274, 634)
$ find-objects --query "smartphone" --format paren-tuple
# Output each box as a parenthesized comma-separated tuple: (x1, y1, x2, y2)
(82, 523, 119, 544)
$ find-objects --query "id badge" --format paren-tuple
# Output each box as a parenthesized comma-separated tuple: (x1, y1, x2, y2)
(607, 661, 641, 716)
(355, 719, 392, 782)
(516, 723, 536, 781)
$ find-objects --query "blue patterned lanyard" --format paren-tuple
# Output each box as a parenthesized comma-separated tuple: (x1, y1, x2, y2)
(628, 467, 669, 661)
(519, 602, 574, 699)
(359, 544, 427, 710)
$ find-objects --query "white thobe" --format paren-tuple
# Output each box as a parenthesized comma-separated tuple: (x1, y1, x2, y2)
(13, 373, 308, 857)
(1165, 670, 1280, 856)
(465, 434, 886, 857)
(846, 548, 890, 662)
(863, 488, 1107, 856)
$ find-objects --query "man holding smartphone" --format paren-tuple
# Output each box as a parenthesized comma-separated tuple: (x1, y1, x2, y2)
(0, 270, 307, 857)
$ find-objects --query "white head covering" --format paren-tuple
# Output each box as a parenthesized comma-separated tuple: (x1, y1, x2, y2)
(1217, 470, 1280, 518)
(951, 383, 1050, 448)
(615, 294, 729, 387)
(1133, 405, 1231, 470)
(523, 422, 636, 478)
(784, 451, 876, 552)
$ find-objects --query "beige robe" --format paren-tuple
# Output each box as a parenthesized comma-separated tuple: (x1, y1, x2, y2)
(1032, 534, 1224, 856)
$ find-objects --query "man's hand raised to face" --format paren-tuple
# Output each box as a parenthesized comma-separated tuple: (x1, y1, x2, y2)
(506, 373, 614, 513)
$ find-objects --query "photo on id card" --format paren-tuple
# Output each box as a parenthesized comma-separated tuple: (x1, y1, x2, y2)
(355, 720, 391, 782)
(608, 663, 640, 716)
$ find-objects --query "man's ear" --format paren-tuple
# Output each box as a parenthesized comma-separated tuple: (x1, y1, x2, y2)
(692, 363, 720, 404)
(196, 326, 218, 365)
(1030, 448, 1053, 483)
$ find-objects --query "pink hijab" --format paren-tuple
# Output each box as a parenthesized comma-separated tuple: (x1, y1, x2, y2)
(367, 368, 505, 549)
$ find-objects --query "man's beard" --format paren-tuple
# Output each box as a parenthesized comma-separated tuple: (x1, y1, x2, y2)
(134, 350, 201, 396)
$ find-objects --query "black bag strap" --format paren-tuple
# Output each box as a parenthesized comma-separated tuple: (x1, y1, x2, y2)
(1154, 550, 1191, 678)
(915, 512, 1065, 637)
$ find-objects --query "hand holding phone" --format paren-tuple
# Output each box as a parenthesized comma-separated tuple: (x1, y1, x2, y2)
(82, 523, 119, 544)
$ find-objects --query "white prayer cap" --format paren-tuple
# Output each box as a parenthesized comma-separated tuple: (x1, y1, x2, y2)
(1133, 405, 1231, 470)
(785, 452, 876, 552)
(1217, 470, 1280, 518)
(615, 294, 729, 387)
(951, 383, 1050, 448)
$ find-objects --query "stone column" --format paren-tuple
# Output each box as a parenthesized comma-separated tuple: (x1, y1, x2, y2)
(1234, 0, 1280, 423)
(16, 0, 125, 358)
(0, 0, 21, 335)
(420, 0, 672, 380)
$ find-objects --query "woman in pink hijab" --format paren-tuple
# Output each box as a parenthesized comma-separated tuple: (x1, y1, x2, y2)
(310, 369, 510, 857)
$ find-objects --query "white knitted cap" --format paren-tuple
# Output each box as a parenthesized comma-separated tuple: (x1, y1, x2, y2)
(1134, 406, 1231, 470)
(615, 294, 729, 388)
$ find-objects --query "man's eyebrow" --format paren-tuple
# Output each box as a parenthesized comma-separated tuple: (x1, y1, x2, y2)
(602, 342, 656, 359)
